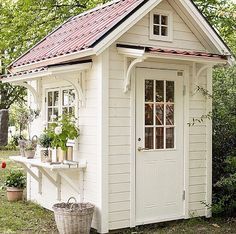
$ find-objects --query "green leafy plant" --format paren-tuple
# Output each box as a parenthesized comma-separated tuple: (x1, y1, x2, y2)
(5, 170, 26, 189)
(46, 114, 79, 151)
(38, 133, 53, 149)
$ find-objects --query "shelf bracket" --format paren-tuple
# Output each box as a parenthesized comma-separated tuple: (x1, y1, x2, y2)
(58, 171, 80, 201)
(20, 163, 42, 194)
(38, 167, 62, 201)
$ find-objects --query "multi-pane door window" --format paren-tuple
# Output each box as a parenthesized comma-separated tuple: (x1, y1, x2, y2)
(46, 88, 76, 125)
(144, 80, 175, 150)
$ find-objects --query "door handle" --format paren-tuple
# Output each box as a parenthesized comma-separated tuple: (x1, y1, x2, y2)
(137, 147, 150, 152)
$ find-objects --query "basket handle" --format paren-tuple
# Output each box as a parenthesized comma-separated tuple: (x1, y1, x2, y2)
(67, 197, 77, 210)
(67, 197, 77, 204)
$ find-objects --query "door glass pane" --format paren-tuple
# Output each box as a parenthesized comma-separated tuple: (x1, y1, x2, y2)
(156, 81, 164, 102)
(54, 91, 59, 106)
(166, 127, 174, 148)
(166, 81, 174, 102)
(48, 92, 53, 106)
(145, 128, 154, 149)
(145, 104, 154, 125)
(145, 80, 154, 102)
(156, 104, 164, 125)
(166, 104, 174, 125)
(156, 127, 164, 149)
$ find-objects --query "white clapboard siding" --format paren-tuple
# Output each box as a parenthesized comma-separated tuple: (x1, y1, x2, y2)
(107, 0, 210, 228)
(188, 67, 208, 217)
(118, 1, 206, 51)
(77, 65, 99, 229)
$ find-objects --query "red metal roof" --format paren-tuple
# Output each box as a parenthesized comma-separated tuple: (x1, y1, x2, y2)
(11, 0, 144, 68)
(116, 44, 228, 60)
(147, 47, 228, 60)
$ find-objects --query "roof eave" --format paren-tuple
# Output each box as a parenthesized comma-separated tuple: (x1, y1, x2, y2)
(9, 48, 94, 74)
(3, 61, 92, 84)
(173, 0, 234, 64)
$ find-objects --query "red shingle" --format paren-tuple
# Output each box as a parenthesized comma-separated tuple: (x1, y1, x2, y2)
(11, 0, 144, 68)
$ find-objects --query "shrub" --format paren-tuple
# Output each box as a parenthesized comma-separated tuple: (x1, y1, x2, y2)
(212, 66, 236, 217)
(5, 170, 26, 189)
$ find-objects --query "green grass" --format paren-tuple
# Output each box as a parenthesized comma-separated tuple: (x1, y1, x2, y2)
(0, 151, 58, 233)
(0, 151, 236, 233)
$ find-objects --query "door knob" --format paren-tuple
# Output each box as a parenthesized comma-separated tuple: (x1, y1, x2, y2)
(137, 147, 150, 152)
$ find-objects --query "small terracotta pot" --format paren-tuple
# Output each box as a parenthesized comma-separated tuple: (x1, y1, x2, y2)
(7, 187, 24, 202)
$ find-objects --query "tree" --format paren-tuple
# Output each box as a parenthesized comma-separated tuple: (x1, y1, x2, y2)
(0, 0, 110, 110)
(194, 0, 236, 216)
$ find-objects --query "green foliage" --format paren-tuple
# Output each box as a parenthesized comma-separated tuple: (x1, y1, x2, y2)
(5, 170, 26, 189)
(0, 0, 110, 110)
(9, 104, 39, 135)
(211, 66, 236, 216)
(194, 0, 236, 53)
(45, 114, 79, 151)
(38, 133, 53, 149)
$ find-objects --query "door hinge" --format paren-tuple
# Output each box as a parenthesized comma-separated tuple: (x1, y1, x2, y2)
(182, 190, 186, 200)
(45, 97, 47, 103)
(183, 85, 186, 96)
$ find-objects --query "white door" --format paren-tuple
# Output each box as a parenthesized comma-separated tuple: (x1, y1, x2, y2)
(136, 68, 184, 224)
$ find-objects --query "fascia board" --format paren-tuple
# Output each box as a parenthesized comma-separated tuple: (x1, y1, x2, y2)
(10, 48, 94, 74)
(3, 62, 92, 84)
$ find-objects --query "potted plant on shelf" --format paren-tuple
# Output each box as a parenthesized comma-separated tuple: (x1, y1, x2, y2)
(5, 170, 26, 202)
(46, 114, 79, 162)
(39, 133, 53, 162)
(24, 140, 37, 159)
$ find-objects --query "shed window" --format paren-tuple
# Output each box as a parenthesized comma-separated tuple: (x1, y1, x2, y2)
(46, 87, 76, 126)
(150, 10, 173, 41)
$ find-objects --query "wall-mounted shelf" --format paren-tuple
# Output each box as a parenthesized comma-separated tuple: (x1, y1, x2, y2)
(10, 156, 87, 201)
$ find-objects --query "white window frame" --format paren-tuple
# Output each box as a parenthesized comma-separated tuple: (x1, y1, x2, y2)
(45, 86, 78, 126)
(150, 10, 173, 42)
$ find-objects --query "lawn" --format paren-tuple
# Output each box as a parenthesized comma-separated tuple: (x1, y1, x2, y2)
(0, 150, 235, 234)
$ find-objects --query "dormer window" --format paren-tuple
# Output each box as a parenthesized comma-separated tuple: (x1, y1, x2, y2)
(150, 10, 173, 41)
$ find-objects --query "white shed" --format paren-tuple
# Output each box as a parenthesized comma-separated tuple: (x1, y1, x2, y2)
(2, 0, 234, 233)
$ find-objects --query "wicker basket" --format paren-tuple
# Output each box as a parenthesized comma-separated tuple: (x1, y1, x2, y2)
(52, 197, 95, 234)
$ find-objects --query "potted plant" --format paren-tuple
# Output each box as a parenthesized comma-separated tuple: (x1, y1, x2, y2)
(39, 133, 53, 162)
(24, 140, 37, 159)
(5, 170, 26, 202)
(46, 114, 79, 162)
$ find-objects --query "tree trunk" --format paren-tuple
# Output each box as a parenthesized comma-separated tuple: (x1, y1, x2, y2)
(0, 109, 9, 146)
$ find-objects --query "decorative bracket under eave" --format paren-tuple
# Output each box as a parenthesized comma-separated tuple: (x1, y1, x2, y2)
(14, 80, 41, 110)
(53, 71, 86, 108)
(124, 56, 146, 93)
(192, 63, 211, 94)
